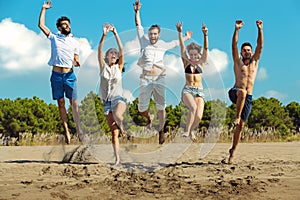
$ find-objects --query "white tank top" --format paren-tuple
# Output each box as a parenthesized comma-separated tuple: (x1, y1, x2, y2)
(100, 63, 123, 101)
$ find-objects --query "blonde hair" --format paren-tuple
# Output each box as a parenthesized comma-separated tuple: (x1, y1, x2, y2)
(186, 42, 202, 54)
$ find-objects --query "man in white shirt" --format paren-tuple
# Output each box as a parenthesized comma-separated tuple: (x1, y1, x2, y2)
(133, 0, 191, 144)
(38, 0, 81, 144)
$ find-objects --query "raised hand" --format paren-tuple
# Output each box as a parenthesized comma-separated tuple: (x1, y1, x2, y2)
(42, 0, 52, 9)
(110, 24, 118, 35)
(256, 20, 263, 29)
(133, 0, 142, 12)
(102, 23, 111, 35)
(185, 31, 192, 39)
(235, 20, 244, 30)
(176, 21, 183, 32)
(202, 23, 208, 35)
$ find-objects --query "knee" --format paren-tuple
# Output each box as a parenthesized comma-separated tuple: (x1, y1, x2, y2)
(110, 124, 119, 134)
(114, 113, 123, 122)
(189, 105, 197, 114)
(57, 99, 65, 108)
(71, 99, 78, 107)
(195, 113, 203, 121)
(107, 119, 118, 132)
(111, 130, 119, 143)
(237, 89, 247, 98)
(236, 121, 245, 129)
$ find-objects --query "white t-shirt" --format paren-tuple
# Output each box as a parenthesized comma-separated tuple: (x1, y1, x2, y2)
(47, 32, 79, 68)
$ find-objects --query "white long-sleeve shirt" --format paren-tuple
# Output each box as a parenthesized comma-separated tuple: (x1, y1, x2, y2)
(136, 25, 179, 71)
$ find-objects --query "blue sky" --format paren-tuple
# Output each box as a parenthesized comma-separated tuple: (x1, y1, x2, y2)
(1, 0, 300, 106)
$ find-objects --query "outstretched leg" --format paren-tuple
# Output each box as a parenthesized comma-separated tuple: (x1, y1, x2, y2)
(157, 109, 166, 144)
(189, 96, 205, 141)
(228, 120, 244, 164)
(57, 98, 71, 144)
(113, 102, 126, 137)
(182, 93, 197, 137)
(70, 99, 83, 142)
(140, 110, 154, 129)
(106, 112, 120, 165)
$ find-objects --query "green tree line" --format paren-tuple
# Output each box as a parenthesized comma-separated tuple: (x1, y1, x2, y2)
(0, 92, 300, 142)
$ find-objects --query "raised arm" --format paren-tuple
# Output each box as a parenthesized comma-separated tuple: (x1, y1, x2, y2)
(176, 22, 187, 59)
(133, 0, 142, 26)
(253, 20, 264, 61)
(176, 21, 192, 68)
(98, 24, 110, 72)
(111, 25, 125, 71)
(38, 0, 52, 37)
(200, 23, 209, 64)
(232, 20, 244, 62)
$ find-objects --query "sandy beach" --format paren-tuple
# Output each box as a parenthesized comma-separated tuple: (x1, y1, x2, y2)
(0, 141, 299, 200)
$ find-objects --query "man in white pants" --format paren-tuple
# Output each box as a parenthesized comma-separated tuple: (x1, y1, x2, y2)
(133, 0, 191, 144)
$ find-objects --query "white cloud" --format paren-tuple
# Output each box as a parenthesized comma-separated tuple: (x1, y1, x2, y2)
(204, 87, 228, 102)
(124, 37, 140, 57)
(256, 67, 268, 81)
(164, 54, 185, 77)
(0, 18, 49, 71)
(204, 48, 229, 76)
(0, 18, 93, 74)
(264, 90, 287, 101)
(77, 37, 93, 65)
(123, 89, 135, 102)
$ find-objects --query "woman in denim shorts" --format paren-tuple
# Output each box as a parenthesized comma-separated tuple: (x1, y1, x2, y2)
(98, 23, 126, 165)
(176, 22, 209, 141)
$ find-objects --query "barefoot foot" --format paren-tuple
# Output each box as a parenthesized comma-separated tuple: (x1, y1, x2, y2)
(228, 148, 234, 164)
(234, 118, 240, 126)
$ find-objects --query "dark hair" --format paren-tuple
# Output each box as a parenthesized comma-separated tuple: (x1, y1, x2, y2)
(149, 24, 161, 33)
(241, 42, 252, 51)
(56, 16, 71, 28)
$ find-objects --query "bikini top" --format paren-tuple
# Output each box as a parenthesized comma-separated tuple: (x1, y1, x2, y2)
(185, 64, 203, 74)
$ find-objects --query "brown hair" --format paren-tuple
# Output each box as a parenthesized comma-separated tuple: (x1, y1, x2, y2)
(148, 24, 161, 33)
(186, 42, 202, 54)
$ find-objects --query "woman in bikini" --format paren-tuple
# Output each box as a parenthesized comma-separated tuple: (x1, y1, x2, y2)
(176, 22, 208, 141)
(98, 23, 126, 165)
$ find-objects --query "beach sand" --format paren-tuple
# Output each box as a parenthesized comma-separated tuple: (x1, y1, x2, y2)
(0, 142, 299, 199)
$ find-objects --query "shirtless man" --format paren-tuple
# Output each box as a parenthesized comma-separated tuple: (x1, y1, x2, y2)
(228, 20, 264, 163)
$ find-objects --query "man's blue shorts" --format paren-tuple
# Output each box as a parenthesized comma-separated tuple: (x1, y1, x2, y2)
(228, 88, 253, 122)
(50, 71, 77, 100)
